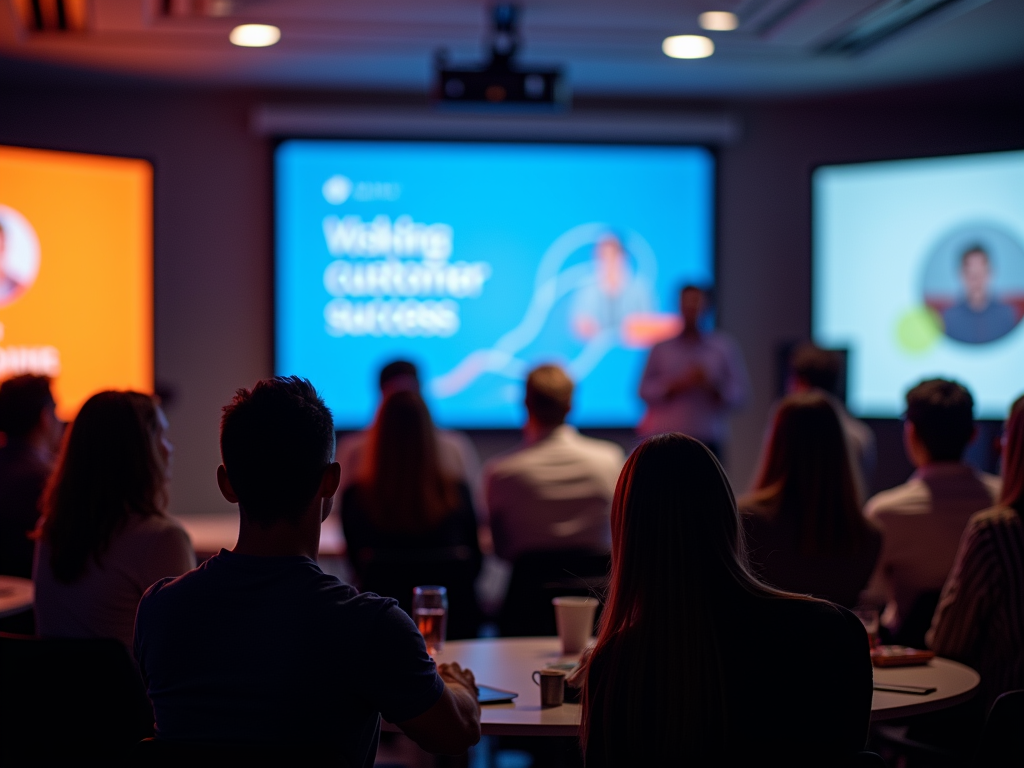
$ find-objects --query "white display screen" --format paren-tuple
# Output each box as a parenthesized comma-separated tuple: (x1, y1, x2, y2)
(813, 150, 1024, 419)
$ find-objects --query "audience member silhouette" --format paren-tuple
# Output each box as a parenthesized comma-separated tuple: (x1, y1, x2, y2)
(484, 364, 623, 562)
(740, 392, 882, 608)
(335, 360, 482, 513)
(342, 388, 482, 638)
(787, 343, 876, 497)
(863, 379, 998, 646)
(579, 434, 872, 767)
(0, 375, 62, 578)
(134, 377, 481, 762)
(32, 391, 194, 649)
(928, 392, 1024, 712)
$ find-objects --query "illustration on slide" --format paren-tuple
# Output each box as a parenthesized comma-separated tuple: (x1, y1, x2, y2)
(0, 205, 40, 309)
(430, 223, 681, 399)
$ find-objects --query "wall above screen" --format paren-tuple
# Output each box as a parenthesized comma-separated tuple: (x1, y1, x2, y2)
(813, 149, 1024, 420)
(275, 140, 714, 429)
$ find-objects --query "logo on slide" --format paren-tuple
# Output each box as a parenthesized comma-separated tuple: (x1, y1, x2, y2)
(322, 175, 353, 205)
(0, 205, 41, 309)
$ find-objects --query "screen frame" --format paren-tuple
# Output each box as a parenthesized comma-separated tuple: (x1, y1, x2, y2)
(809, 146, 1024, 421)
(270, 134, 720, 431)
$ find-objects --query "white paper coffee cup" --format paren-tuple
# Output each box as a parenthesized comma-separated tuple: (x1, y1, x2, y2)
(552, 596, 597, 655)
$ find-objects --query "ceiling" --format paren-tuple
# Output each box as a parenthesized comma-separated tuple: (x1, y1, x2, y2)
(1, 0, 1022, 97)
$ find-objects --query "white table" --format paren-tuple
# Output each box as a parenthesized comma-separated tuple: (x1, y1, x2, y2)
(432, 637, 980, 736)
(0, 575, 34, 619)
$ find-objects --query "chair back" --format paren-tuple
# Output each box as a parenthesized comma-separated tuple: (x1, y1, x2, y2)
(135, 738, 352, 767)
(892, 589, 941, 649)
(358, 545, 482, 640)
(499, 549, 609, 637)
(0, 632, 153, 761)
(975, 689, 1024, 768)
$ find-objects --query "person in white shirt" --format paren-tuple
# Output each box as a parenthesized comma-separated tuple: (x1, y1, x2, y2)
(863, 379, 999, 644)
(334, 360, 482, 514)
(483, 365, 624, 563)
(637, 286, 750, 458)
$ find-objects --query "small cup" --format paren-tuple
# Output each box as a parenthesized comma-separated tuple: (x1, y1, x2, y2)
(552, 596, 597, 655)
(852, 606, 880, 649)
(532, 669, 566, 708)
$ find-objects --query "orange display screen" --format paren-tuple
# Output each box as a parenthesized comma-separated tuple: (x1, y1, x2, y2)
(0, 145, 153, 420)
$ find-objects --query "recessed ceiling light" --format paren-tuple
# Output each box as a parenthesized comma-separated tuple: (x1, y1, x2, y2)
(229, 24, 281, 47)
(699, 11, 739, 31)
(662, 35, 715, 59)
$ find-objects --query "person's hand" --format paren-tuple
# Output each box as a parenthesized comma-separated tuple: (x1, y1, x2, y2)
(438, 662, 478, 698)
(668, 366, 710, 396)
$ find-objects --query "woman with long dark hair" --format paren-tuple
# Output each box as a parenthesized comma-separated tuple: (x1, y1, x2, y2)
(580, 434, 871, 766)
(33, 391, 195, 648)
(342, 389, 481, 637)
(740, 392, 882, 607)
(928, 393, 1024, 711)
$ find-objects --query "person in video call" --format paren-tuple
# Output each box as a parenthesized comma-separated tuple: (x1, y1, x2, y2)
(637, 285, 750, 459)
(334, 360, 482, 512)
(942, 245, 1018, 344)
(133, 377, 480, 764)
(862, 379, 999, 648)
(483, 364, 624, 564)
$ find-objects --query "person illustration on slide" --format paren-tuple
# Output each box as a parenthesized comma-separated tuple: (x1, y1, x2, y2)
(0, 221, 23, 306)
(942, 246, 1018, 344)
(570, 234, 677, 348)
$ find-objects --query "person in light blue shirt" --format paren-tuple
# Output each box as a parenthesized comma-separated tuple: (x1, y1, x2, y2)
(943, 246, 1018, 344)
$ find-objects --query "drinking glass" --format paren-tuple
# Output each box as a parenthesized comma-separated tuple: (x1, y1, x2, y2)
(852, 606, 881, 649)
(412, 586, 448, 656)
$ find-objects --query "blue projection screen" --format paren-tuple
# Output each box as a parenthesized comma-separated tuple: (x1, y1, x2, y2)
(814, 150, 1024, 419)
(275, 140, 714, 428)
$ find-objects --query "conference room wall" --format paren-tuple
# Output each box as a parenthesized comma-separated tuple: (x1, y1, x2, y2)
(0, 63, 1020, 516)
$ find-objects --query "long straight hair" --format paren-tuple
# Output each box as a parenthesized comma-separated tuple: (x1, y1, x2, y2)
(358, 389, 459, 533)
(580, 434, 795, 765)
(36, 391, 168, 584)
(1001, 394, 1024, 512)
(744, 392, 872, 555)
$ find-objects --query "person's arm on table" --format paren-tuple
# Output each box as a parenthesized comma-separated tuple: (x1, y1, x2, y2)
(398, 662, 481, 755)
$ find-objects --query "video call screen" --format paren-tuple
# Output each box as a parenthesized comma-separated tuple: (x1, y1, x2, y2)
(813, 149, 1024, 419)
(275, 140, 714, 428)
(0, 145, 153, 420)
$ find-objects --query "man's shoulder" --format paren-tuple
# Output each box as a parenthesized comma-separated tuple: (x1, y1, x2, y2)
(566, 431, 626, 465)
(977, 471, 1001, 499)
(865, 478, 926, 520)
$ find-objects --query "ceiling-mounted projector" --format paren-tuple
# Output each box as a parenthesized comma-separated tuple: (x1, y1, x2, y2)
(434, 5, 568, 108)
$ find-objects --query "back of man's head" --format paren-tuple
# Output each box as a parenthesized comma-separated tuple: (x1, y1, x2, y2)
(379, 360, 419, 395)
(790, 344, 841, 395)
(905, 379, 975, 462)
(0, 375, 54, 442)
(220, 376, 335, 525)
(525, 365, 573, 427)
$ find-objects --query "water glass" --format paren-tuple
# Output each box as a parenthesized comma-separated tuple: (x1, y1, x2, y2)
(852, 606, 881, 649)
(412, 585, 448, 655)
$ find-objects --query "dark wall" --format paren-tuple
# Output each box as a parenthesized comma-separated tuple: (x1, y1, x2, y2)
(1, 62, 1021, 514)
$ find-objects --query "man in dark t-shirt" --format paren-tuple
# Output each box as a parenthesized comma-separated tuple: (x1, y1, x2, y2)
(134, 377, 480, 765)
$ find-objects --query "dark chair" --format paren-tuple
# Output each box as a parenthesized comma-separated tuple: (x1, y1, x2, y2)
(892, 589, 941, 649)
(356, 545, 482, 640)
(0, 632, 153, 764)
(975, 689, 1024, 767)
(499, 549, 609, 637)
(135, 738, 352, 767)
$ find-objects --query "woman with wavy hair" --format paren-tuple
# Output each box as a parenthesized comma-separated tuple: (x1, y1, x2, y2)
(579, 434, 872, 766)
(33, 391, 195, 648)
(740, 392, 882, 607)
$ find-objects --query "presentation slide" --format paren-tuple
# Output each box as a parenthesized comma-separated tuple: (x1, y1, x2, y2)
(814, 149, 1024, 419)
(0, 145, 152, 421)
(276, 140, 713, 428)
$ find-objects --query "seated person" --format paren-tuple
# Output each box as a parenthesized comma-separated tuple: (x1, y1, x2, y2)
(342, 388, 482, 639)
(740, 392, 881, 608)
(928, 392, 1024, 713)
(134, 377, 480, 764)
(579, 434, 872, 766)
(33, 391, 194, 649)
(483, 365, 624, 563)
(864, 379, 999, 642)
(787, 343, 876, 497)
(0, 375, 62, 578)
(335, 360, 482, 512)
